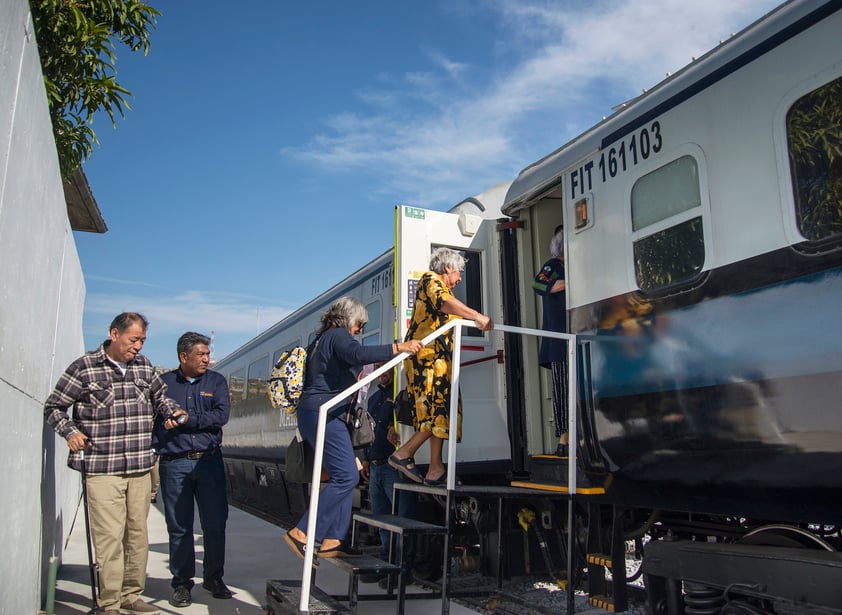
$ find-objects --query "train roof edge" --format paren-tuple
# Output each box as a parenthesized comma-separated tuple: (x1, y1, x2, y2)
(502, 0, 837, 215)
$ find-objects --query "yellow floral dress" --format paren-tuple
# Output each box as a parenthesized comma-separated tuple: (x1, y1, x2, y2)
(404, 272, 462, 441)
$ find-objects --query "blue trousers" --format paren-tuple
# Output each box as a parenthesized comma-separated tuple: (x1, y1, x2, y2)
(159, 450, 228, 588)
(369, 463, 417, 570)
(295, 411, 359, 542)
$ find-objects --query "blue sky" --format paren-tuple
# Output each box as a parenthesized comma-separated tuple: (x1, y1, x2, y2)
(77, 0, 781, 368)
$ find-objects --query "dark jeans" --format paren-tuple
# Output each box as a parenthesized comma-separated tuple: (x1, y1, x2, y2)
(369, 463, 417, 571)
(159, 450, 228, 588)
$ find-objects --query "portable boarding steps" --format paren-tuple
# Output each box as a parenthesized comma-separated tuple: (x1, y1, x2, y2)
(265, 511, 446, 615)
(267, 461, 629, 615)
(356, 481, 591, 615)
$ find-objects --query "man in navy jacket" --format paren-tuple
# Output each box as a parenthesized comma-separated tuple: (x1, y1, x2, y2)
(154, 332, 232, 607)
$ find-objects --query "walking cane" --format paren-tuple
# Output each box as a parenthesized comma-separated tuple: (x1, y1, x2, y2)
(79, 445, 101, 614)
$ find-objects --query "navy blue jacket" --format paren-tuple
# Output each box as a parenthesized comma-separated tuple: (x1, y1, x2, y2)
(153, 368, 230, 455)
(533, 257, 567, 366)
(363, 383, 397, 462)
(297, 327, 394, 418)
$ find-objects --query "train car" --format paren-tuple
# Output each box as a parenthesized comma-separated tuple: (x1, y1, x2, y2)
(221, 0, 842, 611)
(496, 0, 842, 611)
(213, 182, 512, 527)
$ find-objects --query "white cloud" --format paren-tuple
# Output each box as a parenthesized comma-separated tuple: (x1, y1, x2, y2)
(284, 0, 781, 207)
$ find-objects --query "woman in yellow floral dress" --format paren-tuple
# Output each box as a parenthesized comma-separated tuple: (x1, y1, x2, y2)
(388, 248, 493, 485)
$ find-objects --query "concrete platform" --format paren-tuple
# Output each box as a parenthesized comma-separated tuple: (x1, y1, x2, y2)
(52, 500, 477, 615)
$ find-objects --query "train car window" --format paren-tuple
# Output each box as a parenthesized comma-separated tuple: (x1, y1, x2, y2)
(363, 300, 381, 346)
(229, 368, 245, 410)
(633, 217, 705, 291)
(786, 75, 842, 244)
(449, 248, 483, 338)
(631, 156, 700, 231)
(631, 156, 705, 292)
(247, 355, 269, 400)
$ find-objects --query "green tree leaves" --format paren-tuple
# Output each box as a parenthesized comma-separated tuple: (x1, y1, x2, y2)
(30, 0, 160, 178)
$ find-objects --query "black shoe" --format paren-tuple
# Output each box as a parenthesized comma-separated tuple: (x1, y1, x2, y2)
(202, 578, 233, 599)
(554, 443, 569, 457)
(169, 586, 191, 608)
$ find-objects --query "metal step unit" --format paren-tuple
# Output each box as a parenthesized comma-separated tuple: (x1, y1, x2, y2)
(266, 579, 351, 615)
(322, 554, 403, 615)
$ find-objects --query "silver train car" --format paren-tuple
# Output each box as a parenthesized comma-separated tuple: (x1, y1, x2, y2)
(218, 0, 842, 611)
(503, 0, 842, 522)
(499, 0, 842, 611)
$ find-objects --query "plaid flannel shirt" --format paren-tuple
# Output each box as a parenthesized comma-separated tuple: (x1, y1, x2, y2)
(44, 341, 180, 475)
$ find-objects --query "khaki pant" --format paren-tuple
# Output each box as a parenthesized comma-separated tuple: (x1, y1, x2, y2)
(150, 457, 160, 500)
(85, 472, 151, 610)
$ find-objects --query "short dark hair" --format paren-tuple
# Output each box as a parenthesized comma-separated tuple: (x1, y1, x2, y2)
(109, 312, 149, 333)
(177, 331, 211, 357)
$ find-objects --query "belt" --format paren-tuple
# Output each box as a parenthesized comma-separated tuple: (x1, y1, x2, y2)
(370, 459, 389, 466)
(161, 448, 219, 461)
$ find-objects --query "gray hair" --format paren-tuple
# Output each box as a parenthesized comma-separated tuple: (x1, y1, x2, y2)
(319, 296, 368, 334)
(429, 247, 466, 274)
(549, 227, 564, 259)
(177, 331, 211, 357)
(109, 312, 149, 333)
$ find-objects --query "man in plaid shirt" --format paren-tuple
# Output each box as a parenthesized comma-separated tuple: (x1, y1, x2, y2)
(45, 312, 186, 615)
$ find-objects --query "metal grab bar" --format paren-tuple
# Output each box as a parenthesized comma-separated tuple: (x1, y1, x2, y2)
(297, 320, 577, 612)
(460, 349, 504, 367)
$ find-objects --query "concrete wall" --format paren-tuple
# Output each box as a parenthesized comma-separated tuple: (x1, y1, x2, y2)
(0, 1, 87, 613)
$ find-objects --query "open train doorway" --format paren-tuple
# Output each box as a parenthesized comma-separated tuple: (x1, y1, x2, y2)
(512, 186, 566, 458)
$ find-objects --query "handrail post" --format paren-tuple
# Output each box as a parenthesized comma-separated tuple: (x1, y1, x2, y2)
(567, 335, 577, 495)
(447, 324, 462, 490)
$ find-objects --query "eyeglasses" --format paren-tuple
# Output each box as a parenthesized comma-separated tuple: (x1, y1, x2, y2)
(357, 322, 367, 333)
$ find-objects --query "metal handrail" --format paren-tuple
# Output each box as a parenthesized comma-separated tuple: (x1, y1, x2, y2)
(298, 320, 577, 612)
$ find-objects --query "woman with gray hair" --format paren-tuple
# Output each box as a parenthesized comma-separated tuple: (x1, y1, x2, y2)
(389, 247, 494, 485)
(285, 297, 422, 563)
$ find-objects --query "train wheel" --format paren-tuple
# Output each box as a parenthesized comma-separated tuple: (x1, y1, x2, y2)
(737, 524, 835, 551)
(624, 535, 647, 582)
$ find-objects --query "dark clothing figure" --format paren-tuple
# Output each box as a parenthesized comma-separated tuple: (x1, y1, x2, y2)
(363, 382, 417, 572)
(533, 255, 570, 444)
(154, 332, 232, 606)
(154, 369, 230, 593)
(294, 327, 399, 545)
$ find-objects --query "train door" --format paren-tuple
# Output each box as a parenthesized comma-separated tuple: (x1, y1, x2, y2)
(394, 205, 509, 468)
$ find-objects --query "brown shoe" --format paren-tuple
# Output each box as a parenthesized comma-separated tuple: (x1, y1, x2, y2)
(120, 598, 160, 613)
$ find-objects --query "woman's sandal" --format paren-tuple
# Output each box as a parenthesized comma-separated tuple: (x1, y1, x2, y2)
(423, 473, 446, 487)
(388, 454, 424, 483)
(284, 530, 319, 567)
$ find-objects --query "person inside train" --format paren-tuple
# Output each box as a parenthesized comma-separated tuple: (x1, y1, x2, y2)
(388, 247, 494, 485)
(532, 226, 570, 457)
(284, 297, 422, 563)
